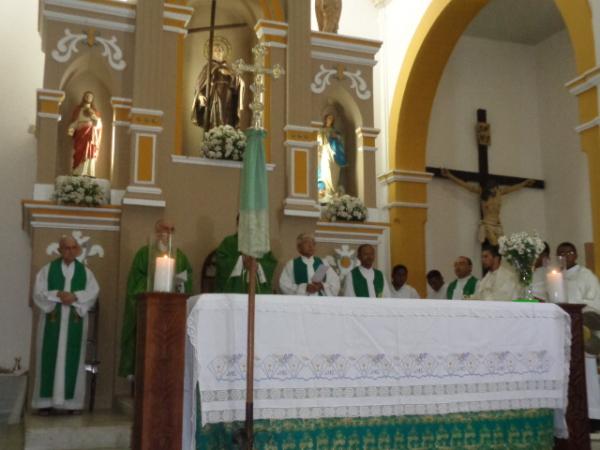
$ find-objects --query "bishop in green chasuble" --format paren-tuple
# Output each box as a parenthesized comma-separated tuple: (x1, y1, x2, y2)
(31, 236, 99, 411)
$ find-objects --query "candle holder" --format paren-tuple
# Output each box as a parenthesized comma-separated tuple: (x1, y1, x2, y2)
(148, 232, 176, 293)
(546, 257, 567, 303)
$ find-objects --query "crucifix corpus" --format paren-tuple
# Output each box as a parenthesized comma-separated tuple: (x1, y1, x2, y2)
(232, 43, 284, 450)
(427, 109, 545, 247)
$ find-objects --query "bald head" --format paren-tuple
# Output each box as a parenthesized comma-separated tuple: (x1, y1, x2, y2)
(155, 219, 174, 234)
(58, 236, 80, 264)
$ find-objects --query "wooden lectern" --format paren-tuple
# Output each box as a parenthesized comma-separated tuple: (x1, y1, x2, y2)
(555, 303, 591, 450)
(131, 292, 188, 450)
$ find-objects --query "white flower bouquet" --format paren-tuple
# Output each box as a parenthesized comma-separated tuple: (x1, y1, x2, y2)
(201, 125, 247, 161)
(325, 195, 368, 222)
(54, 175, 105, 206)
(498, 231, 545, 293)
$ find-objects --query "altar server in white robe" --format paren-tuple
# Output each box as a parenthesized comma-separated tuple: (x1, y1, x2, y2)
(32, 236, 99, 412)
(343, 244, 391, 298)
(390, 264, 420, 299)
(279, 233, 340, 296)
(557, 242, 600, 420)
(426, 270, 447, 299)
(473, 244, 521, 301)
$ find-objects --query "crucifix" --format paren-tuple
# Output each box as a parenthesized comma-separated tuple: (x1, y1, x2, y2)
(427, 109, 545, 247)
(233, 44, 284, 129)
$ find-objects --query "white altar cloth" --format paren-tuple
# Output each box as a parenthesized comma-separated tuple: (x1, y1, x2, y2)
(186, 294, 570, 431)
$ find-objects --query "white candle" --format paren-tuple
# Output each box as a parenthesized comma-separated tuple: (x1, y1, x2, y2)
(546, 269, 566, 303)
(154, 255, 175, 292)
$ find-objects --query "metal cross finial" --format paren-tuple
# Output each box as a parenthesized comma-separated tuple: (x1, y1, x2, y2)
(233, 43, 285, 130)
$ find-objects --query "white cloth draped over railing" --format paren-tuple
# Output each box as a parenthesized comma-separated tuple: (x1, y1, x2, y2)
(184, 294, 571, 448)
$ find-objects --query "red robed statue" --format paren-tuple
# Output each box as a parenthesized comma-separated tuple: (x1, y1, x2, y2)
(67, 91, 102, 177)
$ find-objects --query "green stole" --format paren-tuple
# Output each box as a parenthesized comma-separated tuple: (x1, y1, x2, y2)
(351, 267, 384, 298)
(446, 276, 478, 299)
(40, 258, 86, 399)
(293, 256, 324, 296)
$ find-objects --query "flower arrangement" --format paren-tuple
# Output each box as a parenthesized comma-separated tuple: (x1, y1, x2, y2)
(325, 194, 368, 222)
(54, 175, 105, 206)
(498, 231, 545, 296)
(201, 125, 247, 161)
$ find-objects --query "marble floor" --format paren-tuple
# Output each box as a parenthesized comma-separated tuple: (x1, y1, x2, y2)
(0, 409, 131, 450)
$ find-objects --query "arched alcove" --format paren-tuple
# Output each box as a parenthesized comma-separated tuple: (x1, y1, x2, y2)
(386, 0, 598, 293)
(59, 66, 113, 180)
(314, 84, 365, 199)
(181, 0, 265, 154)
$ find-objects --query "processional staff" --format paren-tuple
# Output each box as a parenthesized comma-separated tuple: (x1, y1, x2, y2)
(233, 43, 284, 449)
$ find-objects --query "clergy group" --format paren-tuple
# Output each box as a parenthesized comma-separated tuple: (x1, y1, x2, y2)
(32, 221, 600, 424)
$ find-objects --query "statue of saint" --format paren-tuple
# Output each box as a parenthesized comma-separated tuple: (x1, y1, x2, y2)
(191, 38, 243, 131)
(317, 113, 347, 200)
(316, 0, 342, 33)
(441, 168, 535, 246)
(67, 91, 102, 177)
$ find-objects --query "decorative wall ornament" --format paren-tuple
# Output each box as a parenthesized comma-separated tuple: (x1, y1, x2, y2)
(46, 230, 105, 265)
(310, 64, 371, 100)
(323, 245, 356, 280)
(51, 28, 126, 71)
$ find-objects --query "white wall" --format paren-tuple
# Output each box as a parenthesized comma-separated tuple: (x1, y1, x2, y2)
(0, 0, 44, 369)
(536, 30, 593, 255)
(425, 30, 587, 281)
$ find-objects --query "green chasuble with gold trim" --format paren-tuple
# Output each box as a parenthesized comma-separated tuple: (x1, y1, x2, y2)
(40, 258, 86, 399)
(215, 234, 277, 294)
(118, 246, 192, 377)
(351, 266, 384, 298)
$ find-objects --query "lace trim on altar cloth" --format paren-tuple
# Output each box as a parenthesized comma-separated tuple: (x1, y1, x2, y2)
(201, 397, 562, 424)
(206, 350, 554, 382)
(201, 379, 561, 403)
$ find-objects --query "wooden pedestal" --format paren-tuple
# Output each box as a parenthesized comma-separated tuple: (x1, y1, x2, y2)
(555, 303, 591, 450)
(132, 292, 188, 450)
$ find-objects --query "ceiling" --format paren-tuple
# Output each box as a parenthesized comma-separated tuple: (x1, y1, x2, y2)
(464, 0, 566, 45)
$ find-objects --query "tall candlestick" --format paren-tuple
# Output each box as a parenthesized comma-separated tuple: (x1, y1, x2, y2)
(546, 269, 566, 303)
(154, 255, 175, 292)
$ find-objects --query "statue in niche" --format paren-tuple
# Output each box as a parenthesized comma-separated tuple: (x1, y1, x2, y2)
(316, 0, 342, 33)
(191, 36, 243, 131)
(67, 91, 102, 177)
(317, 113, 347, 201)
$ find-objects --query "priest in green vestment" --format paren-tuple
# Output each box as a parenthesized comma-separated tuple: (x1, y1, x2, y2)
(32, 236, 99, 412)
(279, 232, 340, 296)
(118, 220, 192, 378)
(215, 218, 277, 294)
(446, 256, 479, 300)
(343, 244, 391, 298)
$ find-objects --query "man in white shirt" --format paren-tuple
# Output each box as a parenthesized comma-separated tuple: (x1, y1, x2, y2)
(557, 242, 600, 421)
(279, 233, 340, 296)
(446, 256, 479, 300)
(473, 244, 520, 301)
(390, 264, 420, 299)
(426, 270, 446, 299)
(31, 236, 99, 414)
(343, 244, 391, 298)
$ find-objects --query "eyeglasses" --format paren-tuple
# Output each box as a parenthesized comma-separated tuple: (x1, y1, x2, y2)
(557, 251, 575, 256)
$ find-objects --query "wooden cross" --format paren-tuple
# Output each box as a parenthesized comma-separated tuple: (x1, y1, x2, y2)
(232, 44, 284, 129)
(427, 108, 545, 190)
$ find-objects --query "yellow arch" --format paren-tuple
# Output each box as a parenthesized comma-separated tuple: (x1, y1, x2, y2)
(387, 0, 599, 292)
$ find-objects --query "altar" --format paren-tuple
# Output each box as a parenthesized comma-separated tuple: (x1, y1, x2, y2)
(184, 295, 571, 449)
